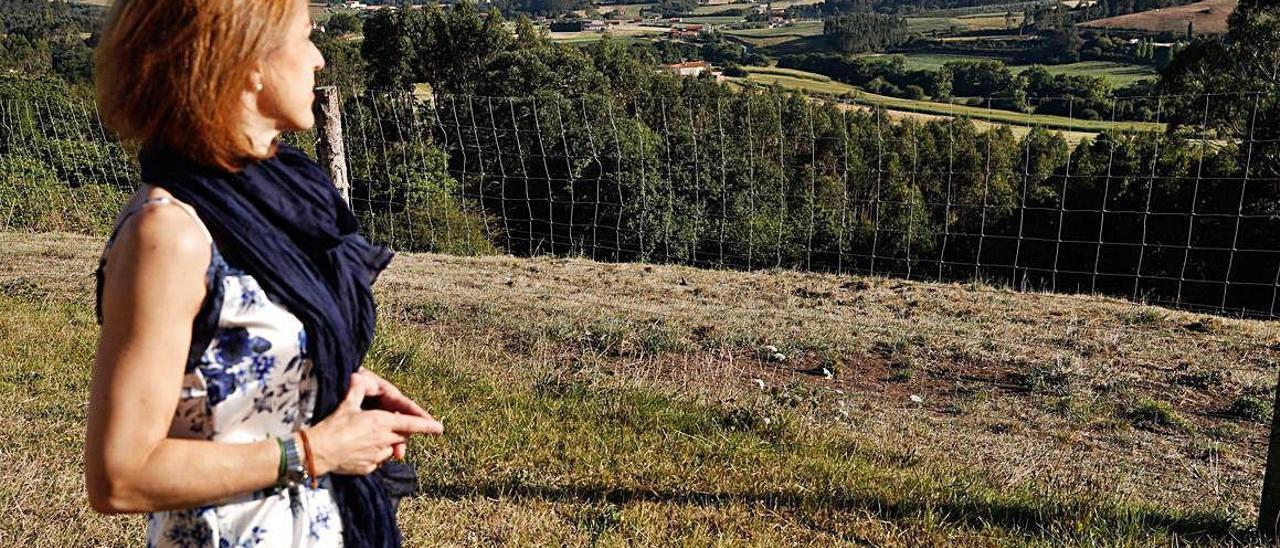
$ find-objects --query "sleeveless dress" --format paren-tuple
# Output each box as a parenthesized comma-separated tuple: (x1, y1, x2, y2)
(96, 192, 344, 547)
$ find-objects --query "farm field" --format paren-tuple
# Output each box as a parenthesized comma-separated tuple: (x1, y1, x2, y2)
(860, 53, 1158, 87)
(0, 231, 1272, 545)
(1019, 60, 1158, 87)
(722, 20, 825, 50)
(906, 12, 1024, 34)
(549, 24, 667, 43)
(691, 1, 755, 15)
(1080, 0, 1236, 34)
(734, 66, 1163, 134)
(723, 20, 825, 38)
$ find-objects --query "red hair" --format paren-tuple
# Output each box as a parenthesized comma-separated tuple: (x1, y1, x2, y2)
(95, 0, 294, 171)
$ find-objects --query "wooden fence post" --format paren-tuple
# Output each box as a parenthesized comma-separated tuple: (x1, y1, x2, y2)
(1260, 370, 1280, 543)
(312, 86, 349, 205)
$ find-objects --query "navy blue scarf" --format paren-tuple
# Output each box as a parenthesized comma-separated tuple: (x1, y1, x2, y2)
(138, 144, 399, 547)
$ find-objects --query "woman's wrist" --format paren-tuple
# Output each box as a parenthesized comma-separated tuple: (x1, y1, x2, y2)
(277, 435, 306, 486)
(297, 430, 320, 487)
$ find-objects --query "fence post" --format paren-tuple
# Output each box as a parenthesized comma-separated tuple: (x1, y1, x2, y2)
(1260, 371, 1280, 542)
(312, 86, 349, 205)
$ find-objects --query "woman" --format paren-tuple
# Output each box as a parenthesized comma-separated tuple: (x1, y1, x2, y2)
(84, 0, 443, 546)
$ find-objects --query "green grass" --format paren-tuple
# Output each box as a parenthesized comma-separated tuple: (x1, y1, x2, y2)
(550, 29, 665, 44)
(1015, 61, 1158, 87)
(744, 65, 833, 82)
(738, 70, 855, 96)
(723, 20, 824, 38)
(906, 17, 967, 34)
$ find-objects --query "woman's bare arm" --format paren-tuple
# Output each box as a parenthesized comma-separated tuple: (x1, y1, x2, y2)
(85, 205, 281, 513)
(84, 200, 444, 514)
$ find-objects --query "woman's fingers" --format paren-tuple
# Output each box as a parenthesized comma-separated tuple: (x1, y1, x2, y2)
(341, 375, 367, 411)
(371, 389, 431, 418)
(392, 442, 406, 460)
(383, 411, 443, 435)
(356, 371, 429, 416)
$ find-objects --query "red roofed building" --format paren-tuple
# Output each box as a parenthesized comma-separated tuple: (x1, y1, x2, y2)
(666, 61, 710, 77)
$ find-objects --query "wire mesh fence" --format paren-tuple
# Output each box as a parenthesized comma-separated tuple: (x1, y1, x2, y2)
(2, 88, 1279, 319)
(344, 88, 1280, 319)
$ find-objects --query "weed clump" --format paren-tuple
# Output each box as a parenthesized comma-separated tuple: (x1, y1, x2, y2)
(0, 278, 45, 301)
(1225, 395, 1272, 424)
(1016, 359, 1074, 396)
(1174, 368, 1226, 390)
(532, 374, 589, 399)
(1126, 399, 1195, 433)
(1123, 307, 1166, 325)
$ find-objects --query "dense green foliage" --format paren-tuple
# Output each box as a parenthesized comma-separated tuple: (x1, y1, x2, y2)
(822, 12, 911, 53)
(0, 0, 100, 85)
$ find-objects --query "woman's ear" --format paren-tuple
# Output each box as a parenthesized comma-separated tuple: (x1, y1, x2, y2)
(246, 63, 265, 95)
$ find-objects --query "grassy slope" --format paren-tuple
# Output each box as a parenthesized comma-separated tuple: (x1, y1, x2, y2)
(723, 20, 825, 39)
(1080, 0, 1236, 35)
(1, 231, 1275, 545)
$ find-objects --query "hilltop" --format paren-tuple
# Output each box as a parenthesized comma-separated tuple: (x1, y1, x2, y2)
(1080, 0, 1236, 35)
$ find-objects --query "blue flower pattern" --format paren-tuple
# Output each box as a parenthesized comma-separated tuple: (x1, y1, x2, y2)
(145, 265, 342, 547)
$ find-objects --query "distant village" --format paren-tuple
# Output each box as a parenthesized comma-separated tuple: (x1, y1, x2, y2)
(326, 0, 798, 78)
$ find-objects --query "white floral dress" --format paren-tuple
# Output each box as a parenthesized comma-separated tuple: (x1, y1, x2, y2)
(98, 195, 343, 547)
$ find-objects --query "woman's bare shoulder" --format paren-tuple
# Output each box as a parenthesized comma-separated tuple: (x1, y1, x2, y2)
(106, 185, 211, 280)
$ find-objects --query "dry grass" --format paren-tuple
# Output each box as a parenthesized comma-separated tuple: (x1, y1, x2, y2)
(0, 231, 1275, 546)
(1080, 0, 1236, 35)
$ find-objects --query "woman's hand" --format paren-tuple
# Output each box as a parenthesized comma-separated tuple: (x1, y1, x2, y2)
(306, 373, 443, 476)
(353, 368, 441, 460)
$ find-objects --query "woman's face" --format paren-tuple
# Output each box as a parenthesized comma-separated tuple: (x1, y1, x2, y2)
(256, 0, 325, 132)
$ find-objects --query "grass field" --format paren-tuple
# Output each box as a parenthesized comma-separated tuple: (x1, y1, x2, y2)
(691, 1, 755, 15)
(741, 65, 833, 82)
(723, 20, 825, 38)
(906, 13, 1023, 34)
(0, 231, 1274, 545)
(859, 53, 1158, 87)
(549, 25, 667, 43)
(723, 21, 826, 51)
(735, 66, 1163, 133)
(1080, 0, 1236, 35)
